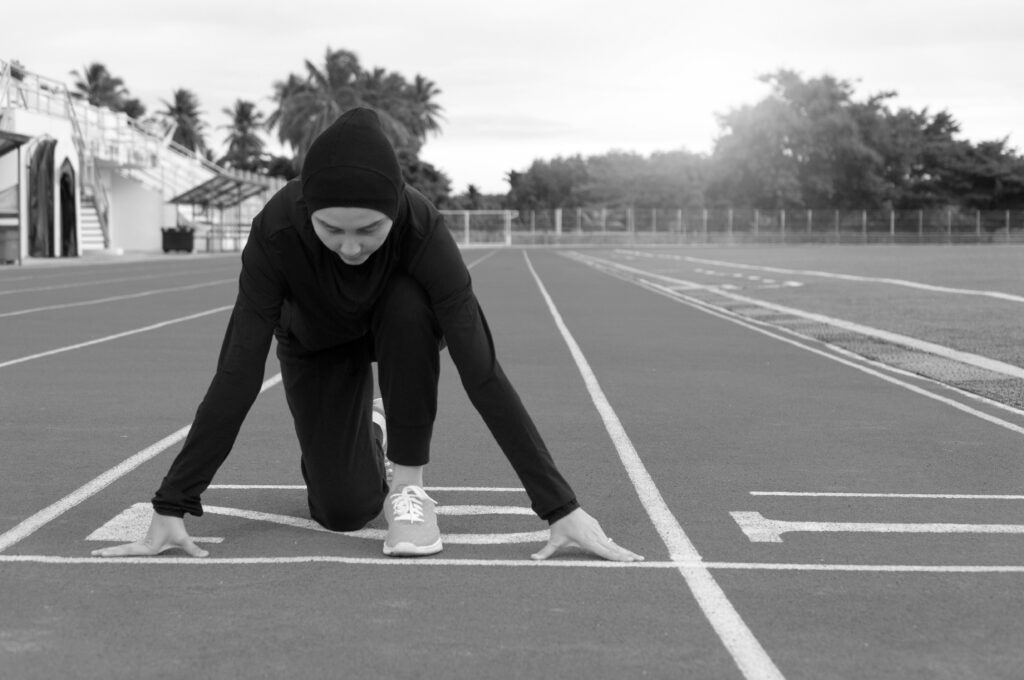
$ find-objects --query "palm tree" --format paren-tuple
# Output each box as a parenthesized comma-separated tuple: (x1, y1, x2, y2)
(269, 48, 419, 170)
(160, 88, 208, 155)
(71, 63, 125, 108)
(268, 48, 365, 170)
(219, 99, 266, 171)
(406, 75, 444, 141)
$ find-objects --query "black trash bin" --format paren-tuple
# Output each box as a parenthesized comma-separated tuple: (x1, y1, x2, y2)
(161, 227, 195, 253)
(0, 226, 20, 264)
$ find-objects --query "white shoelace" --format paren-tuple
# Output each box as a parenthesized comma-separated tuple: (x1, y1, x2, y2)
(389, 486, 437, 524)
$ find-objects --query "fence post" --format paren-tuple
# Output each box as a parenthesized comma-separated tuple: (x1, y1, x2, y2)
(834, 209, 839, 242)
(576, 207, 582, 233)
(754, 209, 759, 236)
(676, 208, 682, 235)
(1007, 210, 1011, 241)
(504, 210, 512, 246)
(702, 208, 708, 242)
(918, 210, 923, 241)
(947, 208, 952, 240)
(555, 208, 562, 236)
(976, 209, 981, 239)
(807, 209, 812, 235)
(861, 210, 867, 241)
(530, 210, 536, 233)
(890, 210, 895, 241)
(780, 209, 786, 243)
(463, 211, 470, 245)
(727, 208, 733, 238)
(601, 207, 607, 232)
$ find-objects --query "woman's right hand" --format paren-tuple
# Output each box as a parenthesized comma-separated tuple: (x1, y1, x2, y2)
(91, 511, 209, 558)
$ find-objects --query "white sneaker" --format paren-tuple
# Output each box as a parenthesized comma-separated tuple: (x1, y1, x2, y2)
(383, 485, 442, 556)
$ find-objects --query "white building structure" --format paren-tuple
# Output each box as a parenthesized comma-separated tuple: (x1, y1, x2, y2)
(0, 59, 284, 264)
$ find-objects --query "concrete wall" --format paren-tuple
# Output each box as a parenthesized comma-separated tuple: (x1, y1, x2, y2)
(109, 172, 163, 252)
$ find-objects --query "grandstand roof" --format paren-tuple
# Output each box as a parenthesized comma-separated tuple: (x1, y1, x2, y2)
(169, 173, 271, 208)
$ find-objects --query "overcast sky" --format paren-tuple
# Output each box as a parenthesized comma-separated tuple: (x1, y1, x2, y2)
(5, 0, 1022, 193)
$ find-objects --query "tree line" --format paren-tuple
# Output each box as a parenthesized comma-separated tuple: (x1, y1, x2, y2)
(496, 71, 1024, 213)
(66, 57, 1024, 212)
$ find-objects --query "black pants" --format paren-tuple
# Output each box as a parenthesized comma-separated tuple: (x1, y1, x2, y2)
(276, 274, 442, 531)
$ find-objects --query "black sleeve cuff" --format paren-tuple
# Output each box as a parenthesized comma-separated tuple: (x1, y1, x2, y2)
(541, 498, 579, 525)
(152, 503, 186, 519)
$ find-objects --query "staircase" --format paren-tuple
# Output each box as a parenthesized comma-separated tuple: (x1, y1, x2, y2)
(79, 196, 105, 252)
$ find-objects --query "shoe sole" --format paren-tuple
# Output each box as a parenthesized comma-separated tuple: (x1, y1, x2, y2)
(382, 538, 443, 557)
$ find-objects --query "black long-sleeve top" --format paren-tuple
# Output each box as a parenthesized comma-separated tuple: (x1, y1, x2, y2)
(152, 181, 578, 523)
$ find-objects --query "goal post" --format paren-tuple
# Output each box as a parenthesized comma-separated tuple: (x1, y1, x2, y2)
(440, 210, 516, 247)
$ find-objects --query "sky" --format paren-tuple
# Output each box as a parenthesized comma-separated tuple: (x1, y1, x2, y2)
(4, 0, 1023, 194)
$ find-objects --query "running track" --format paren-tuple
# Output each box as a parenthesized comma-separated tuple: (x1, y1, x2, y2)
(2, 247, 1023, 679)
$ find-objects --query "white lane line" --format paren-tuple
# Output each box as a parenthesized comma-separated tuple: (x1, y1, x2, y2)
(12, 554, 1024, 573)
(581, 252, 1024, 380)
(625, 251, 1024, 304)
(569, 252, 1024, 437)
(0, 374, 283, 554)
(207, 484, 527, 492)
(732, 511, 1024, 543)
(439, 505, 533, 515)
(0, 305, 233, 370)
(0, 279, 234, 318)
(524, 252, 784, 680)
(2, 555, 674, 567)
(752, 491, 1024, 500)
(0, 267, 236, 296)
(465, 250, 498, 269)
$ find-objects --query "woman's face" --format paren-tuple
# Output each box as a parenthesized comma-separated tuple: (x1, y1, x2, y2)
(310, 206, 393, 266)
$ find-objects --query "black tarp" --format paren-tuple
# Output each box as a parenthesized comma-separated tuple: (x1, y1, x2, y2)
(28, 138, 56, 257)
(60, 159, 77, 257)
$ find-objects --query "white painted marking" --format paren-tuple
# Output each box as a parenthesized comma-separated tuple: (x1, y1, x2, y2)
(525, 252, 784, 680)
(732, 511, 1024, 543)
(583, 251, 1024, 380)
(566, 252, 1024, 437)
(15, 554, 1024, 573)
(0, 279, 233, 318)
(0, 267, 235, 296)
(86, 503, 224, 543)
(86, 503, 544, 546)
(438, 505, 532, 515)
(0, 306, 233, 370)
(205, 505, 545, 544)
(465, 250, 498, 269)
(4, 554, 672, 567)
(206, 485, 527, 493)
(0, 374, 282, 553)
(752, 491, 1024, 500)
(427, 486, 526, 492)
(681, 254, 1024, 303)
(208, 485, 306, 490)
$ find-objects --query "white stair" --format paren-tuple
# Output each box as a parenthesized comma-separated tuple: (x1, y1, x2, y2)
(79, 197, 106, 252)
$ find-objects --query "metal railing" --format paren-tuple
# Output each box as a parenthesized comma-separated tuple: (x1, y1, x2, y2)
(487, 207, 1024, 246)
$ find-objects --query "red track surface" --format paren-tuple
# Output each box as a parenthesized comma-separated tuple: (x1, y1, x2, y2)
(2, 247, 1023, 679)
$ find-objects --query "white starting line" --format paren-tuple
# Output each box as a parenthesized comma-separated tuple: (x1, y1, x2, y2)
(86, 500, 545, 547)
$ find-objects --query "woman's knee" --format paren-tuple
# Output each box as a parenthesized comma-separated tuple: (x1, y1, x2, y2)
(309, 490, 386, 532)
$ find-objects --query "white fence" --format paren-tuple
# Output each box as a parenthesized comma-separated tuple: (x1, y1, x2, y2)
(442, 207, 1024, 246)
